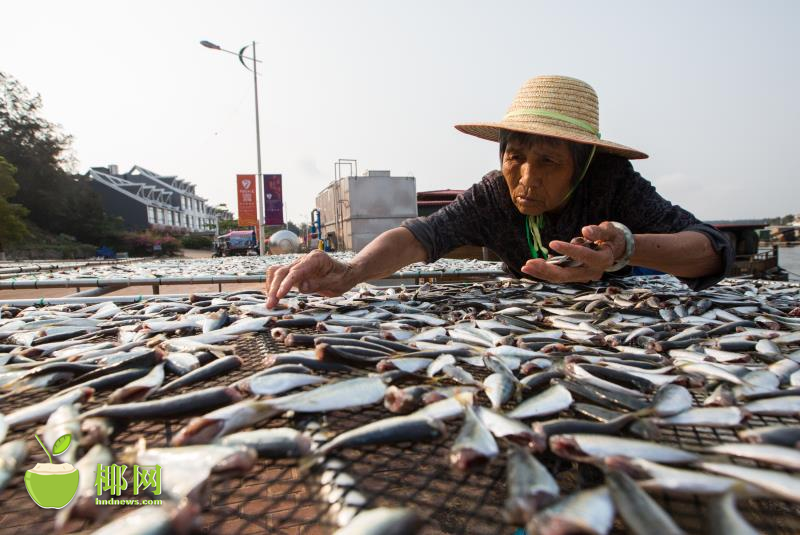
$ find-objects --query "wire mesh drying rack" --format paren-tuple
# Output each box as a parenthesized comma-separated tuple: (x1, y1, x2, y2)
(2, 329, 800, 534)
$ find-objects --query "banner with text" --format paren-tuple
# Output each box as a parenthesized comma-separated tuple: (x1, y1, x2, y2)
(263, 174, 284, 226)
(236, 174, 258, 226)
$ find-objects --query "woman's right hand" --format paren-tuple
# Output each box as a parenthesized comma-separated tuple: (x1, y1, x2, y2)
(265, 250, 357, 308)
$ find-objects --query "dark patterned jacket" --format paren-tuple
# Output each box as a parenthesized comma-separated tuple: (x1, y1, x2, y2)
(402, 153, 733, 291)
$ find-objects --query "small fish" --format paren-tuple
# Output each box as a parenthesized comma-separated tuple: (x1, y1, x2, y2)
(6, 387, 94, 429)
(550, 434, 699, 464)
(651, 384, 693, 417)
(699, 462, 800, 503)
(108, 363, 165, 404)
(42, 403, 81, 465)
(474, 406, 546, 452)
(90, 500, 198, 535)
(427, 354, 456, 377)
(738, 425, 800, 447)
(483, 372, 515, 409)
(654, 407, 747, 428)
(384, 385, 433, 414)
(504, 443, 559, 525)
(314, 413, 445, 459)
(708, 443, 800, 470)
(707, 493, 760, 535)
(605, 456, 744, 496)
(82, 386, 241, 421)
(54, 444, 114, 531)
(744, 395, 800, 417)
(236, 372, 326, 396)
(218, 428, 313, 458)
(0, 440, 27, 491)
(526, 486, 615, 535)
(332, 507, 421, 535)
(450, 405, 499, 471)
(606, 469, 685, 535)
(507, 384, 573, 420)
(159, 355, 242, 393)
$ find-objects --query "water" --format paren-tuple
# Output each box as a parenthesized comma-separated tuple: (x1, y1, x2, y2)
(778, 246, 800, 281)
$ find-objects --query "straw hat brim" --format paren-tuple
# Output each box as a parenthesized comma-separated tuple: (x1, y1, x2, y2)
(455, 122, 648, 160)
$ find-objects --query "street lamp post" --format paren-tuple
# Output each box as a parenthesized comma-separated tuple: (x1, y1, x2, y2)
(201, 39, 266, 256)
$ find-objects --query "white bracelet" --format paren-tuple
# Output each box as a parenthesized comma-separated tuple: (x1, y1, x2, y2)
(605, 222, 635, 272)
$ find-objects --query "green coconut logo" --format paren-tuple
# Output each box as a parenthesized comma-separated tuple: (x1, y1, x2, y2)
(24, 433, 79, 509)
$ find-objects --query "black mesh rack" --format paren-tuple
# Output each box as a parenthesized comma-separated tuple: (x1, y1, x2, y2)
(2, 328, 800, 534)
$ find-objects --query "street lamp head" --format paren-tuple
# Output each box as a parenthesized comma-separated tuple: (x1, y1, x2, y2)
(200, 40, 221, 50)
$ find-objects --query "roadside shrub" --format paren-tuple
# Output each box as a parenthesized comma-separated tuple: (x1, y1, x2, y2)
(181, 234, 213, 249)
(121, 231, 181, 257)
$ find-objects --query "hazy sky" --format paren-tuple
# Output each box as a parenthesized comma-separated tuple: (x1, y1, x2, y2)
(2, 1, 797, 224)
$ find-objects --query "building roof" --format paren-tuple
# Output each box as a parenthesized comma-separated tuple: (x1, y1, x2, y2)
(87, 169, 175, 208)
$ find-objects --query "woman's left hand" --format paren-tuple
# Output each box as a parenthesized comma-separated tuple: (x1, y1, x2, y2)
(520, 222, 626, 283)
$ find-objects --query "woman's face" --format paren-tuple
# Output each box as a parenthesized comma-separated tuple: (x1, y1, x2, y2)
(501, 136, 575, 216)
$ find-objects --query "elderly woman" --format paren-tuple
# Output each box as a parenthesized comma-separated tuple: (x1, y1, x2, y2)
(265, 76, 732, 308)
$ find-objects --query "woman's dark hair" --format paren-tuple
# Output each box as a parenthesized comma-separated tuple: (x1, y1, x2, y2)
(498, 130, 594, 185)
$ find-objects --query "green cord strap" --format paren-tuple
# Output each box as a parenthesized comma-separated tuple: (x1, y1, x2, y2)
(525, 214, 548, 260)
(504, 108, 601, 138)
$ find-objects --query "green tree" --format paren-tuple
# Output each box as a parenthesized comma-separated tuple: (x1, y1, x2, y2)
(218, 218, 240, 234)
(0, 72, 120, 245)
(0, 156, 29, 253)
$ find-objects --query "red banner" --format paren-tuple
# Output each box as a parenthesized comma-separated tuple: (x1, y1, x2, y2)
(236, 174, 258, 226)
(263, 174, 284, 226)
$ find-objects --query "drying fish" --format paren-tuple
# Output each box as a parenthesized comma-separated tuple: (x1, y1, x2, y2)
(82, 386, 241, 421)
(54, 444, 114, 531)
(550, 434, 699, 464)
(128, 438, 257, 501)
(159, 355, 242, 393)
(504, 443, 559, 525)
(474, 406, 545, 451)
(483, 372, 515, 409)
(108, 363, 165, 404)
(699, 462, 800, 503)
(0, 440, 27, 491)
(605, 469, 685, 535)
(332, 507, 421, 535)
(738, 425, 800, 447)
(384, 385, 433, 414)
(605, 456, 746, 495)
(507, 384, 573, 420)
(708, 443, 800, 470)
(526, 486, 614, 535)
(41, 403, 81, 465)
(236, 372, 326, 396)
(708, 493, 760, 535)
(744, 396, 800, 416)
(427, 354, 456, 377)
(314, 413, 445, 459)
(450, 405, 499, 470)
(651, 384, 693, 417)
(218, 428, 312, 458)
(654, 407, 748, 428)
(6, 387, 94, 428)
(90, 500, 198, 535)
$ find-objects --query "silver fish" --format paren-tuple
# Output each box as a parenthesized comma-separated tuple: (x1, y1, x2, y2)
(606, 456, 745, 496)
(236, 372, 326, 396)
(332, 507, 421, 535)
(427, 354, 456, 377)
(504, 443, 559, 525)
(108, 363, 165, 404)
(54, 443, 114, 531)
(699, 462, 800, 503)
(654, 407, 747, 428)
(0, 440, 27, 491)
(483, 372, 515, 409)
(551, 435, 699, 464)
(218, 428, 312, 458)
(606, 469, 685, 535)
(651, 384, 693, 417)
(42, 403, 81, 465)
(708, 493, 760, 535)
(507, 384, 573, 420)
(709, 443, 800, 470)
(6, 387, 93, 428)
(744, 395, 800, 416)
(450, 404, 498, 471)
(526, 486, 615, 535)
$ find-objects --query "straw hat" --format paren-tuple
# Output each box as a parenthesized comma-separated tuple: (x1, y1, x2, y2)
(455, 75, 648, 160)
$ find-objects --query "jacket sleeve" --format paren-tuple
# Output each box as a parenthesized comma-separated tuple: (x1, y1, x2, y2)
(402, 174, 498, 263)
(610, 164, 735, 291)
